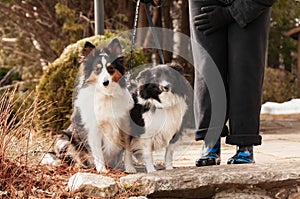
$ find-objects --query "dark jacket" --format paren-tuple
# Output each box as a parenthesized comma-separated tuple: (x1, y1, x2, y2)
(221, 0, 276, 28)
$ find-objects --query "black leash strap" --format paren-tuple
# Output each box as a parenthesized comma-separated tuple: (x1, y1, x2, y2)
(129, 0, 141, 73)
(129, 1, 165, 74)
(144, 3, 165, 64)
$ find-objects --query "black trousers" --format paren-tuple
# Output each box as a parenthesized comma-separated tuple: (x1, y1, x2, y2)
(189, 0, 271, 146)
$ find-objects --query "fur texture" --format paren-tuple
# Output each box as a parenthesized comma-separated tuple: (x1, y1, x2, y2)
(129, 64, 193, 172)
(46, 42, 194, 174)
(77, 38, 136, 173)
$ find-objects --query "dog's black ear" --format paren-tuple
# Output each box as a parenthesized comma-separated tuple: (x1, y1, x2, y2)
(84, 41, 95, 49)
(105, 38, 122, 57)
(168, 63, 184, 74)
(82, 41, 95, 58)
(113, 57, 125, 75)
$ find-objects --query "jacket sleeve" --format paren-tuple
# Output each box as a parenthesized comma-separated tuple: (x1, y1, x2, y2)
(228, 0, 275, 28)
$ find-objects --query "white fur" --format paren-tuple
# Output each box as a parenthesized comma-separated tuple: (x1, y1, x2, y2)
(78, 74, 85, 88)
(134, 90, 187, 172)
(54, 139, 69, 155)
(74, 56, 135, 172)
(41, 153, 61, 166)
(74, 84, 109, 172)
(93, 65, 136, 173)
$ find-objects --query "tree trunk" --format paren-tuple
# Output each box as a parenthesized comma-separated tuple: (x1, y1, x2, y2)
(152, 7, 164, 64)
(162, 0, 173, 63)
(179, 0, 193, 85)
(178, 0, 190, 65)
(137, 4, 148, 48)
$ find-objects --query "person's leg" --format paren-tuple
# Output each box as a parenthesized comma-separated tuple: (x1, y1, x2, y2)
(189, 0, 228, 166)
(226, 8, 271, 163)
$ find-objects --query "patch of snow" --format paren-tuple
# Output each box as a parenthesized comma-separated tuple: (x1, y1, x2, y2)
(261, 99, 300, 115)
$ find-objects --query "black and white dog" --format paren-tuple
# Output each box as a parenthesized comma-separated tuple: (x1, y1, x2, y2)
(50, 38, 134, 173)
(129, 64, 193, 172)
(76, 38, 137, 173)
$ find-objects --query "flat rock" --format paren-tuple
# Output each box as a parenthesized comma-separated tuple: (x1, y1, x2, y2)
(120, 163, 300, 198)
(213, 188, 273, 199)
(68, 172, 118, 198)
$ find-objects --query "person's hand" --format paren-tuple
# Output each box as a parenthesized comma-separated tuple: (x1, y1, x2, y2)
(194, 6, 234, 35)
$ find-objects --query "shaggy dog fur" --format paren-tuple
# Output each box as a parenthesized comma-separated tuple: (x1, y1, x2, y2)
(129, 64, 194, 172)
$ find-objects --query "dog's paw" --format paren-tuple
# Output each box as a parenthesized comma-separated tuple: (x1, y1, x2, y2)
(146, 166, 156, 173)
(125, 165, 137, 174)
(147, 168, 156, 173)
(96, 165, 108, 173)
(165, 162, 173, 170)
(165, 165, 173, 170)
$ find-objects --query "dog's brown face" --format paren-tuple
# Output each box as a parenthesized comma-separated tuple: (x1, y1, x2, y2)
(85, 55, 123, 87)
(79, 38, 126, 90)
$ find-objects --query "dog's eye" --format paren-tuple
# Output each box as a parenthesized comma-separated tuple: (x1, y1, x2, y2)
(107, 65, 115, 74)
(94, 63, 103, 74)
(95, 67, 101, 74)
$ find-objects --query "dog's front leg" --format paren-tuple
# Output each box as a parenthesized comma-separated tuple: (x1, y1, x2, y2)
(142, 139, 156, 173)
(165, 143, 175, 170)
(124, 150, 136, 173)
(88, 128, 108, 173)
(124, 135, 136, 173)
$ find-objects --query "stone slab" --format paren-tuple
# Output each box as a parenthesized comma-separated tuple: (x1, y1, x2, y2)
(68, 172, 118, 198)
(120, 163, 300, 198)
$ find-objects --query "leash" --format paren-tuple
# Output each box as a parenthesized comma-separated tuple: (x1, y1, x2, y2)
(128, 1, 165, 74)
(128, 0, 141, 74)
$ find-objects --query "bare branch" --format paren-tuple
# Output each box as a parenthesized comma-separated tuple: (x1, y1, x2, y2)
(0, 67, 17, 87)
(3, 45, 39, 61)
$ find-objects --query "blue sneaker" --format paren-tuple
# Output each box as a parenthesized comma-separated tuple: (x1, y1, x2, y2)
(196, 139, 221, 167)
(227, 146, 255, 164)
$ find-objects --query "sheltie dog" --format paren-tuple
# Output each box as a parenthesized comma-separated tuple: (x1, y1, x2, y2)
(71, 38, 135, 173)
(129, 64, 194, 172)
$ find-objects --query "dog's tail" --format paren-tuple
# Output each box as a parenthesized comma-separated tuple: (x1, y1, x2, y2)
(41, 127, 95, 168)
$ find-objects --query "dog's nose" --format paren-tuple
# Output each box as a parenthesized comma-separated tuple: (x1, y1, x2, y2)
(103, 80, 109, 87)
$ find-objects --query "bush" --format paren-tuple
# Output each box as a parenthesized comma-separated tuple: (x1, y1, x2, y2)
(36, 34, 147, 134)
(262, 67, 297, 103)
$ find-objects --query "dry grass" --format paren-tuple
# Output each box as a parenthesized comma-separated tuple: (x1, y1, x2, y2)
(0, 89, 141, 198)
(0, 88, 73, 198)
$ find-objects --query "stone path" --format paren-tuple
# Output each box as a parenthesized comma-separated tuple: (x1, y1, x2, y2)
(120, 163, 300, 198)
(69, 115, 300, 198)
(152, 115, 300, 168)
(120, 115, 300, 198)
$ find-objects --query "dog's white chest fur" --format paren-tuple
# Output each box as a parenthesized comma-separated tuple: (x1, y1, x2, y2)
(74, 85, 97, 133)
(74, 84, 133, 171)
(142, 96, 187, 149)
(94, 85, 133, 143)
